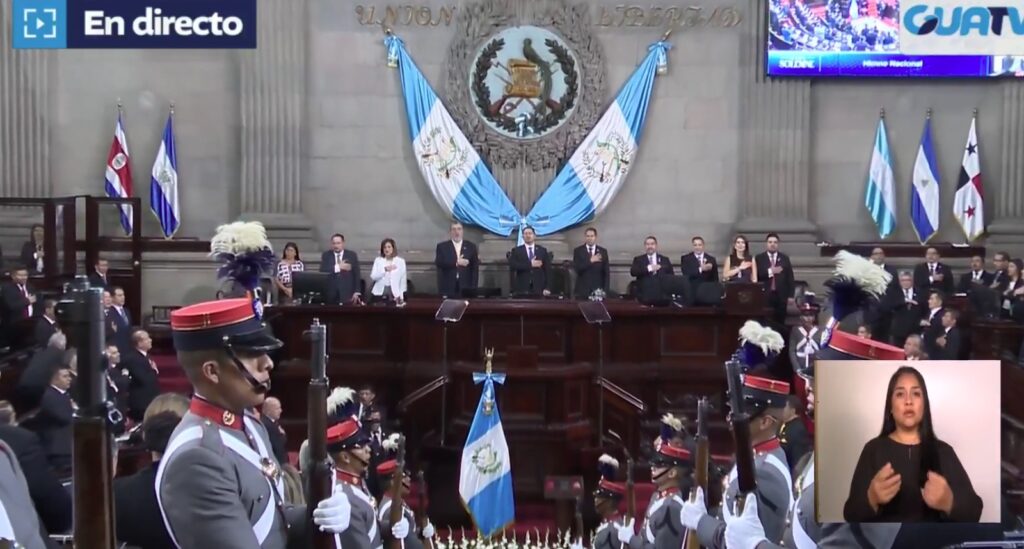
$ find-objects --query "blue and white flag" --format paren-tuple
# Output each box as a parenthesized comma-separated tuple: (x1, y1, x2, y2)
(865, 117, 896, 239)
(386, 34, 520, 237)
(150, 111, 180, 239)
(459, 369, 514, 537)
(524, 41, 671, 235)
(910, 116, 940, 244)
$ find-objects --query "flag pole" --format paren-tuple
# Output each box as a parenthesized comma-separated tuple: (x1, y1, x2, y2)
(926, 107, 932, 120)
(165, 101, 176, 240)
(879, 107, 885, 119)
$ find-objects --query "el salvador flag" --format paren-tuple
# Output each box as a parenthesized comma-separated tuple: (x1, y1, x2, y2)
(910, 117, 940, 244)
(459, 370, 514, 537)
(150, 112, 180, 239)
(524, 41, 670, 235)
(386, 34, 520, 237)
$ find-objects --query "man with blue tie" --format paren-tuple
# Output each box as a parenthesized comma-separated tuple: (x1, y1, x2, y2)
(509, 227, 552, 296)
(106, 286, 132, 353)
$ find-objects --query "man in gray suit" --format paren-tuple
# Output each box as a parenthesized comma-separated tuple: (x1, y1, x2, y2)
(158, 298, 352, 548)
(0, 439, 51, 548)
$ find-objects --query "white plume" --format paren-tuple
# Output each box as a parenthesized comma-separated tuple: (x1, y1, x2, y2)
(661, 413, 683, 432)
(833, 250, 891, 297)
(739, 320, 784, 353)
(210, 221, 272, 256)
(382, 433, 401, 452)
(598, 453, 619, 469)
(326, 387, 355, 416)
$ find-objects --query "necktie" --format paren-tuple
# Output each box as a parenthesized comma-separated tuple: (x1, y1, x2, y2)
(697, 254, 703, 265)
(19, 285, 30, 318)
(527, 246, 534, 261)
(905, 289, 911, 301)
(588, 246, 594, 256)
(770, 255, 777, 291)
(930, 264, 936, 275)
(974, 271, 981, 281)
(650, 255, 656, 266)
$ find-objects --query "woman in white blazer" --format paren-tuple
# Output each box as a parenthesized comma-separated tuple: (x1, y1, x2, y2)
(370, 238, 407, 305)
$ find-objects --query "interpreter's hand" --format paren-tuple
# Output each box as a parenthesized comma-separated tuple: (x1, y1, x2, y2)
(867, 462, 902, 512)
(616, 518, 635, 543)
(392, 517, 410, 539)
(724, 493, 767, 549)
(922, 471, 954, 514)
(680, 487, 707, 530)
(312, 491, 351, 533)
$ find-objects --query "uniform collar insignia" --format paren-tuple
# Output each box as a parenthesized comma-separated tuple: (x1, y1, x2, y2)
(753, 437, 781, 454)
(189, 397, 244, 431)
(658, 487, 681, 497)
(336, 469, 364, 486)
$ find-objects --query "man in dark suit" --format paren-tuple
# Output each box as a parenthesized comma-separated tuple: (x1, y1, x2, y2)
(933, 308, 962, 360)
(888, 271, 926, 347)
(920, 291, 946, 358)
(319, 233, 363, 305)
(115, 411, 181, 549)
(0, 420, 73, 535)
(1, 267, 36, 349)
(88, 257, 112, 290)
(106, 286, 133, 353)
(122, 329, 161, 422)
(779, 395, 811, 476)
(957, 254, 994, 293)
(33, 298, 58, 347)
(867, 247, 900, 344)
(755, 233, 795, 324)
(434, 221, 479, 298)
(105, 344, 131, 426)
(680, 235, 719, 294)
(25, 364, 74, 476)
(572, 227, 609, 299)
(630, 235, 674, 303)
(913, 247, 955, 296)
(260, 396, 288, 466)
(509, 227, 552, 296)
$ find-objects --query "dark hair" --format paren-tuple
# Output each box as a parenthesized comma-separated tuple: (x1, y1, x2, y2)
(765, 232, 780, 242)
(943, 308, 960, 323)
(995, 251, 1010, 262)
(380, 238, 397, 257)
(331, 233, 345, 242)
(43, 298, 57, 310)
(785, 395, 802, 410)
(111, 285, 124, 295)
(1010, 259, 1023, 278)
(585, 227, 597, 236)
(281, 242, 301, 260)
(644, 235, 657, 244)
(692, 236, 704, 244)
(30, 224, 43, 242)
(143, 411, 184, 454)
(96, 257, 108, 265)
(523, 226, 536, 235)
(928, 290, 945, 304)
(731, 235, 751, 260)
(879, 366, 940, 482)
(858, 323, 872, 335)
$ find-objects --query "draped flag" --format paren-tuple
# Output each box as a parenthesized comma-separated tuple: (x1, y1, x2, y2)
(459, 366, 514, 537)
(525, 41, 671, 236)
(954, 116, 985, 241)
(385, 34, 520, 237)
(105, 108, 134, 235)
(910, 116, 940, 244)
(865, 117, 896, 239)
(150, 110, 180, 238)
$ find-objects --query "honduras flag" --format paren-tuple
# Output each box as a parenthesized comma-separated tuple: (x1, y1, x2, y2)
(459, 369, 514, 537)
(150, 111, 180, 239)
(524, 41, 671, 235)
(386, 34, 520, 237)
(910, 116, 940, 244)
(864, 117, 896, 239)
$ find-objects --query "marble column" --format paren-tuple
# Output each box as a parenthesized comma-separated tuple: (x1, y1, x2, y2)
(734, 0, 818, 246)
(238, 0, 312, 246)
(988, 82, 1024, 246)
(0, 0, 52, 199)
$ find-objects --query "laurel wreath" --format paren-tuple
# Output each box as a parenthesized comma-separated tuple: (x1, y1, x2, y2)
(471, 37, 579, 136)
(471, 445, 502, 475)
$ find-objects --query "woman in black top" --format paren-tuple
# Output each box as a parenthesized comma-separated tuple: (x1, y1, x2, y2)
(723, 234, 757, 283)
(844, 366, 982, 522)
(998, 259, 1024, 320)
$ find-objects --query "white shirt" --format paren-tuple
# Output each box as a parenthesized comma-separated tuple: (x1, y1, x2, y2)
(452, 240, 463, 258)
(370, 256, 407, 299)
(18, 285, 32, 317)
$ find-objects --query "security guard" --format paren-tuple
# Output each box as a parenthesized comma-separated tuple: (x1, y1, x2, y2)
(157, 298, 351, 548)
(617, 414, 692, 549)
(375, 433, 435, 549)
(592, 454, 626, 549)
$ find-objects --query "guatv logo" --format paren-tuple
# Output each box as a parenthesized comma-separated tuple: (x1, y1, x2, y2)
(900, 0, 1024, 54)
(12, 0, 256, 49)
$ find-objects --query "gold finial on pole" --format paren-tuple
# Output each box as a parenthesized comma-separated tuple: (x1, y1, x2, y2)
(484, 348, 494, 374)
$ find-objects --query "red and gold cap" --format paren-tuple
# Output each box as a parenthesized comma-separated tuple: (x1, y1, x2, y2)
(740, 373, 790, 413)
(171, 298, 281, 353)
(326, 418, 370, 452)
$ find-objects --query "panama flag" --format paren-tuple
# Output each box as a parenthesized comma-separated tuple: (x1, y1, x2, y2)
(865, 117, 897, 239)
(150, 111, 180, 239)
(910, 116, 940, 244)
(459, 368, 514, 537)
(524, 41, 671, 235)
(385, 34, 520, 237)
(105, 109, 134, 235)
(953, 116, 985, 241)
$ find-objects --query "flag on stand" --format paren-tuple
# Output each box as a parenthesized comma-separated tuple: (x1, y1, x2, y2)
(864, 117, 896, 239)
(150, 110, 180, 239)
(953, 116, 985, 241)
(459, 365, 514, 538)
(104, 108, 134, 235)
(910, 116, 940, 244)
(524, 40, 671, 236)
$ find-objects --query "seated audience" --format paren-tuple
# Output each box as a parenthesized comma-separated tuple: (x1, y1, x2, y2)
(370, 238, 407, 305)
(114, 410, 183, 549)
(274, 241, 304, 304)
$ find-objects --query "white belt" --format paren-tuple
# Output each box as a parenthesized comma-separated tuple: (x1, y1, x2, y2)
(724, 453, 793, 521)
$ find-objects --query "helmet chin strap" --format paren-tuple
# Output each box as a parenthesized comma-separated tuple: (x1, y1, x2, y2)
(223, 343, 270, 394)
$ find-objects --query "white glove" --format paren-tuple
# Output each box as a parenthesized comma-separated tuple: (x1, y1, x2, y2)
(392, 517, 410, 540)
(312, 492, 351, 533)
(570, 539, 584, 549)
(724, 493, 767, 549)
(422, 521, 435, 539)
(680, 486, 707, 530)
(616, 518, 635, 544)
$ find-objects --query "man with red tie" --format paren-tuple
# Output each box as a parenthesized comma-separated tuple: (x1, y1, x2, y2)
(755, 234, 794, 325)
(509, 226, 552, 296)
(1, 268, 37, 349)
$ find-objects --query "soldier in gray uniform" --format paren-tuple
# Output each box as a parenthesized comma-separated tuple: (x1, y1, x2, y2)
(158, 297, 352, 549)
(375, 433, 435, 549)
(616, 414, 692, 549)
(0, 439, 50, 548)
(680, 370, 792, 549)
(325, 386, 410, 549)
(590, 453, 626, 549)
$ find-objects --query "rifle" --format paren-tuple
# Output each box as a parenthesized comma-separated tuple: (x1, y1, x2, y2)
(304, 319, 334, 549)
(725, 357, 757, 514)
(683, 397, 711, 549)
(388, 435, 407, 549)
(58, 277, 116, 548)
(417, 470, 434, 549)
(605, 429, 634, 548)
